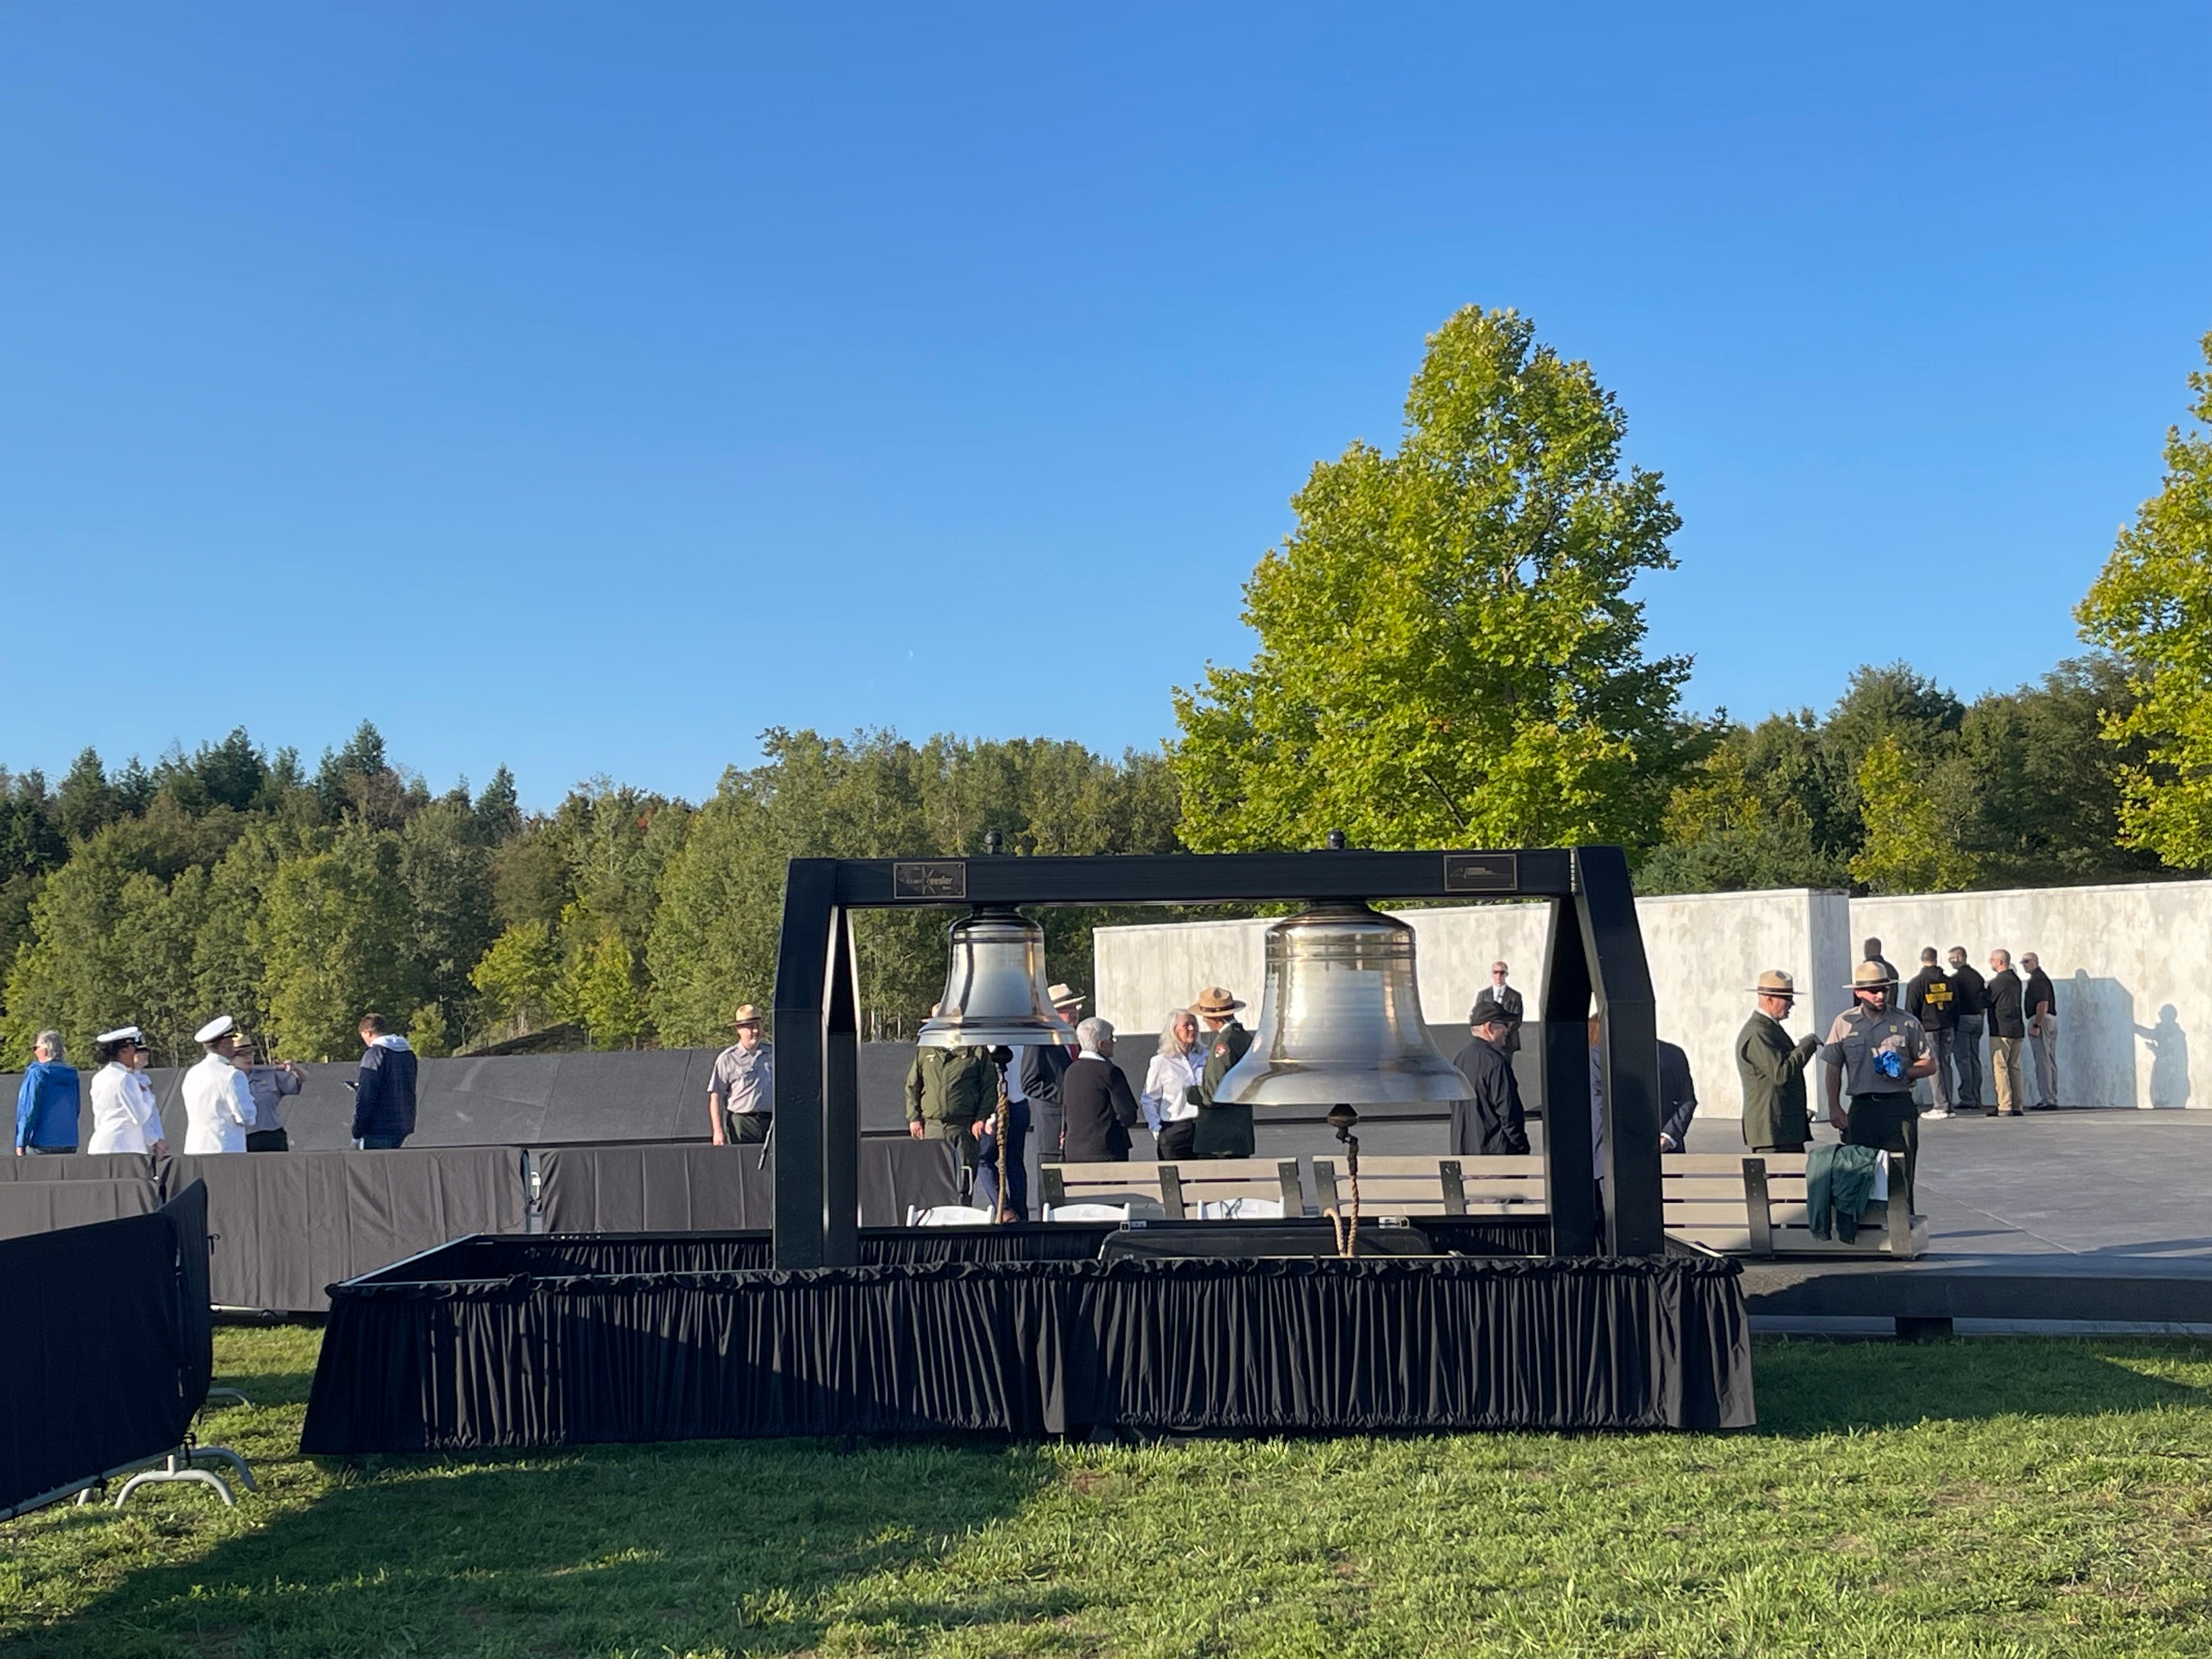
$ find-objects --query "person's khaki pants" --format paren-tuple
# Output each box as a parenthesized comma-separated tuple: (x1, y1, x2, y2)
(1990, 1037, 2025, 1114)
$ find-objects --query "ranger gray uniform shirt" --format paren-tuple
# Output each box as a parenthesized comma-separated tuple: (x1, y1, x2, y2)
(1820, 1005, 1928, 1096)
(710, 1042, 774, 1117)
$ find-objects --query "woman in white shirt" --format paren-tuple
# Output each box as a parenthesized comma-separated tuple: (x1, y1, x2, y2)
(1141, 1009, 1207, 1161)
(87, 1025, 167, 1155)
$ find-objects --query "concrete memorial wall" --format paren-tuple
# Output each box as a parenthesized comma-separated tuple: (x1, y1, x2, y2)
(1093, 877, 2212, 1119)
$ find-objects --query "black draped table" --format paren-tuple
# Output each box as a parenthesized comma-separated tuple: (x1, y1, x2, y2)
(302, 1240, 1753, 1451)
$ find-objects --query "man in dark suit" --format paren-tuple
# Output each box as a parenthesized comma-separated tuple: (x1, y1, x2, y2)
(1483, 962, 1525, 1054)
(1946, 947, 1988, 1111)
(1019, 981, 1086, 1172)
(1060, 1018, 1142, 1161)
(1451, 996, 1528, 1156)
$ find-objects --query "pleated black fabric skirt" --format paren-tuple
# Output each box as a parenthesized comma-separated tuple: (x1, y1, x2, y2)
(302, 1249, 1752, 1452)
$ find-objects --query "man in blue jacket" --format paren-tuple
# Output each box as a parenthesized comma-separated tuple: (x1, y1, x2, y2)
(349, 1012, 418, 1149)
(14, 1030, 82, 1155)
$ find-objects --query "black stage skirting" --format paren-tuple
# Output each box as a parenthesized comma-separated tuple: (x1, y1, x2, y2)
(302, 1244, 1753, 1450)
(1, 1182, 212, 1517)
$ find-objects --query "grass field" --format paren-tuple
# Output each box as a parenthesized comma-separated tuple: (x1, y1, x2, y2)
(5, 1330, 2212, 1657)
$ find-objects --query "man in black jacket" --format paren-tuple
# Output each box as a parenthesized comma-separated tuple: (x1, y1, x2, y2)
(1946, 947, 1988, 1111)
(1658, 1040, 1697, 1152)
(1984, 950, 2028, 1117)
(1451, 996, 1529, 1156)
(1060, 1018, 1141, 1161)
(351, 1012, 418, 1149)
(1019, 983, 1086, 1170)
(1905, 948, 1957, 1119)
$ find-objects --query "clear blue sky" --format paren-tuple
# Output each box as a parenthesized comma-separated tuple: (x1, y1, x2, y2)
(5, 4, 2207, 808)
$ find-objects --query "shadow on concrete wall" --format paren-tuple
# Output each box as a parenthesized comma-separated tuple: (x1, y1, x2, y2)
(2134, 1002, 2191, 1109)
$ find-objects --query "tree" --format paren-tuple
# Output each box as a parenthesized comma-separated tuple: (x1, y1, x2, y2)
(1172, 306, 1690, 852)
(471, 920, 563, 1037)
(2078, 331, 2212, 867)
(1848, 736, 1978, 895)
(399, 799, 498, 1048)
(563, 928, 648, 1049)
(261, 823, 421, 1058)
(1638, 739, 1842, 893)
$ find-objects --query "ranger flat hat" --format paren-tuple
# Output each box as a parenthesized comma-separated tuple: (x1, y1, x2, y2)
(1847, 961, 1896, 990)
(1750, 970, 1797, 997)
(730, 1005, 761, 1027)
(193, 1014, 236, 1044)
(1046, 983, 1085, 1009)
(96, 1024, 144, 1045)
(1191, 986, 1244, 1015)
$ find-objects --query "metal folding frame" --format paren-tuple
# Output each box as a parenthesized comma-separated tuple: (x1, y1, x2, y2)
(771, 844, 1662, 1266)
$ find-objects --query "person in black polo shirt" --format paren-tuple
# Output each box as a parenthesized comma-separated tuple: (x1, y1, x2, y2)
(1945, 946, 1988, 1111)
(1904, 947, 1957, 1120)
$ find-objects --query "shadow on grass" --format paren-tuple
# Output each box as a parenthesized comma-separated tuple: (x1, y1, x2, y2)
(27, 1432, 1061, 1658)
(1749, 1335, 2212, 1435)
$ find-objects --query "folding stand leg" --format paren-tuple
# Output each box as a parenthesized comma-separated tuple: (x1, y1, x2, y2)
(205, 1387, 251, 1408)
(188, 1444, 256, 1491)
(113, 1452, 236, 1510)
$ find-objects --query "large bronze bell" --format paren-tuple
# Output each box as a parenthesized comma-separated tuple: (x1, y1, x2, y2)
(916, 906, 1078, 1049)
(1216, 901, 1471, 1107)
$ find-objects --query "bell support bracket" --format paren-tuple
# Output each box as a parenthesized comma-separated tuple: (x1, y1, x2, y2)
(770, 844, 1663, 1265)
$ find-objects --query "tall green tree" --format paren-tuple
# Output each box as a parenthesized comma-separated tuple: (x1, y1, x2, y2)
(1172, 306, 1690, 851)
(262, 823, 421, 1059)
(2078, 331, 2212, 868)
(1848, 735, 1978, 895)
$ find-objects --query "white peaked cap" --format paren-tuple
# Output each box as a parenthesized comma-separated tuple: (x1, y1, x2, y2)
(193, 1014, 236, 1043)
(96, 1025, 144, 1045)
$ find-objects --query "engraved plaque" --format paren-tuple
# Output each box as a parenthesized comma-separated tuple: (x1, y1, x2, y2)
(1442, 852, 1517, 894)
(892, 860, 967, 900)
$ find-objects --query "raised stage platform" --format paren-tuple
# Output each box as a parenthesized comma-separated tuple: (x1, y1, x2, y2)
(300, 1224, 1756, 1451)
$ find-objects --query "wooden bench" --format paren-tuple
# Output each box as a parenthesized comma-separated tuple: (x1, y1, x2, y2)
(1311, 1155, 1547, 1217)
(1664, 1152, 1926, 1258)
(1042, 1159, 1304, 1220)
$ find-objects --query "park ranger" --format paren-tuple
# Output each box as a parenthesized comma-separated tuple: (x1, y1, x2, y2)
(905, 1006, 992, 1186)
(708, 1005, 774, 1147)
(1821, 961, 1937, 1198)
(1187, 986, 1255, 1159)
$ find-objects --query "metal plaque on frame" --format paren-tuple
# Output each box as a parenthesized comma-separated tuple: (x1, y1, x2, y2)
(1442, 852, 1518, 894)
(891, 860, 967, 900)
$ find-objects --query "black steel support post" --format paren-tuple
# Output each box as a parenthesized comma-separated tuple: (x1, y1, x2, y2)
(771, 860, 837, 1268)
(822, 907, 861, 1267)
(1539, 901, 1600, 1256)
(1576, 847, 1664, 1256)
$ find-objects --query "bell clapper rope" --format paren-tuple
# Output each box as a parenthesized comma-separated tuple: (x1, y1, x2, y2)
(990, 1046, 1013, 1223)
(1325, 1103, 1361, 1259)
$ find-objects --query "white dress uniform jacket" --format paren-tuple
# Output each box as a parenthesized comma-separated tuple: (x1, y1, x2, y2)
(182, 1052, 253, 1154)
(87, 1061, 163, 1154)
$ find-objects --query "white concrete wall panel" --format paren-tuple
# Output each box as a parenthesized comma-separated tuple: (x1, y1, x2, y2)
(1852, 882, 2212, 1111)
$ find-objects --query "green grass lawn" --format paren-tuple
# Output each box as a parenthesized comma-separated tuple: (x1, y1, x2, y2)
(5, 1329, 2212, 1657)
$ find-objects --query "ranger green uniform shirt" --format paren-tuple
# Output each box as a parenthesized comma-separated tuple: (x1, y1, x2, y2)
(905, 1046, 993, 1127)
(1190, 1019, 1255, 1159)
(1820, 1002, 1928, 1098)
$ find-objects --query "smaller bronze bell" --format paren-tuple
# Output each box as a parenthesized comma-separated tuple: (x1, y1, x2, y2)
(916, 907, 1078, 1049)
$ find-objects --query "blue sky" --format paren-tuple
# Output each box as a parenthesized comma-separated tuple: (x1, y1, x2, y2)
(4, 4, 2207, 808)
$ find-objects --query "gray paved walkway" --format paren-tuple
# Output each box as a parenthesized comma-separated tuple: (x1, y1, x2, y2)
(1689, 1108, 2212, 1277)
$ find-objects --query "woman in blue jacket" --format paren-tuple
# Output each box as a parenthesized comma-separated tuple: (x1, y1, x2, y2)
(15, 1030, 82, 1155)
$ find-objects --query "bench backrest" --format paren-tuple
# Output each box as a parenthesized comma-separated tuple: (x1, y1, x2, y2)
(1311, 1154, 1547, 1217)
(1041, 1159, 1305, 1220)
(1662, 1152, 1917, 1256)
